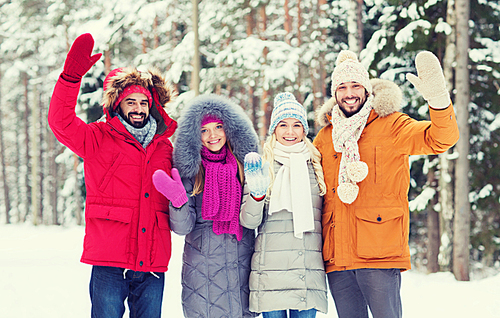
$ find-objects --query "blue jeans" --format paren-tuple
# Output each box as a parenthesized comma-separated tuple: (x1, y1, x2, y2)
(327, 268, 402, 318)
(262, 308, 317, 318)
(90, 265, 165, 318)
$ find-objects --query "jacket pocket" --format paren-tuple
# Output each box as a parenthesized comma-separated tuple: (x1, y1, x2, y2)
(375, 146, 382, 184)
(322, 211, 335, 262)
(355, 207, 404, 258)
(83, 205, 133, 263)
(151, 211, 172, 267)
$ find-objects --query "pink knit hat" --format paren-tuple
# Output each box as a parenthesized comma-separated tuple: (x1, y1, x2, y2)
(331, 50, 372, 94)
(201, 114, 222, 126)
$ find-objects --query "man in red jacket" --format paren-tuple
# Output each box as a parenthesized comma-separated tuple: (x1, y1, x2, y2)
(48, 33, 177, 318)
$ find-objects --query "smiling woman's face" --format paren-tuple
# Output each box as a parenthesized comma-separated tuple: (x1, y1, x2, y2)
(201, 122, 226, 153)
(274, 118, 305, 146)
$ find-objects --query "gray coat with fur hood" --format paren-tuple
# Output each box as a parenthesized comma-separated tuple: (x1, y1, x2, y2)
(170, 94, 259, 318)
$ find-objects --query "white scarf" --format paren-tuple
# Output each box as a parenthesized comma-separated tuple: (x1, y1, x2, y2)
(331, 95, 373, 203)
(269, 141, 313, 239)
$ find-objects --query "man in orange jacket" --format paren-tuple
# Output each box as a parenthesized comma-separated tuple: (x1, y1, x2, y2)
(313, 50, 459, 318)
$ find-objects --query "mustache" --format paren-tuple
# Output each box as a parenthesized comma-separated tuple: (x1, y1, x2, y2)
(341, 96, 360, 103)
(128, 112, 147, 117)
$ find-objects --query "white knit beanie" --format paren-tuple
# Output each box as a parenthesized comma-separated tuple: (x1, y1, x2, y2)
(269, 92, 309, 135)
(331, 50, 372, 94)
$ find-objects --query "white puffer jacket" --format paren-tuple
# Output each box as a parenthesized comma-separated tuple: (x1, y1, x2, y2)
(240, 161, 328, 314)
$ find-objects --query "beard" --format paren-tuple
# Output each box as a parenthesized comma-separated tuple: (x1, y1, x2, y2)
(337, 95, 367, 118)
(119, 109, 149, 128)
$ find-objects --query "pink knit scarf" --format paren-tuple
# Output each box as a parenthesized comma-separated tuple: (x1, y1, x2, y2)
(201, 145, 243, 240)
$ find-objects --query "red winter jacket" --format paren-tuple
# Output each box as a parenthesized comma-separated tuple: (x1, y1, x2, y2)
(48, 77, 177, 272)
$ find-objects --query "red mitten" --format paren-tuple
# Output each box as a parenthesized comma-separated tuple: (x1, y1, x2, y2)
(153, 168, 188, 208)
(61, 33, 102, 83)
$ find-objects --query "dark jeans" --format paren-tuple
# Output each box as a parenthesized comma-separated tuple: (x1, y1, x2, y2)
(262, 308, 317, 318)
(327, 268, 402, 318)
(90, 265, 165, 318)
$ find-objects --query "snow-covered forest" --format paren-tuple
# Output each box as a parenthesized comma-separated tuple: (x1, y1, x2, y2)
(0, 0, 499, 281)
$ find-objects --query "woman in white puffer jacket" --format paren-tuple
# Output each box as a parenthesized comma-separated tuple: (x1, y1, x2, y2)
(240, 92, 328, 318)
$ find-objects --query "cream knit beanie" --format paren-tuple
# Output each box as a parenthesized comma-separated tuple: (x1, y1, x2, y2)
(331, 50, 372, 95)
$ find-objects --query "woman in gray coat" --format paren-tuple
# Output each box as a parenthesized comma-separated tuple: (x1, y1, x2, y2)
(153, 94, 259, 318)
(240, 93, 328, 318)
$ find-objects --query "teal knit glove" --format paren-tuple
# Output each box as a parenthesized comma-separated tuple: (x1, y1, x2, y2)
(244, 152, 270, 199)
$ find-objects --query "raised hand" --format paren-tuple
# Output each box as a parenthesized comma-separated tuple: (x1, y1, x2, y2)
(152, 168, 188, 208)
(62, 33, 102, 82)
(244, 152, 270, 199)
(406, 51, 451, 109)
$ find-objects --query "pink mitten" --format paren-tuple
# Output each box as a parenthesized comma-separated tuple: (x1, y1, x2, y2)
(62, 33, 102, 82)
(153, 168, 188, 208)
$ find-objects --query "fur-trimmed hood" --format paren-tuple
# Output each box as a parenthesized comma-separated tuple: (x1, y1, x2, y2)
(102, 67, 177, 114)
(173, 94, 259, 179)
(316, 78, 403, 127)
(102, 67, 178, 138)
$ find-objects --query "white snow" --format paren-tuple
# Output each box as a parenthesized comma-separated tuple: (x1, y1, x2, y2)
(1, 223, 499, 318)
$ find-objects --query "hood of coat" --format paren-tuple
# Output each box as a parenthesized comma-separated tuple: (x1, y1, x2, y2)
(102, 67, 178, 138)
(173, 94, 259, 179)
(315, 78, 403, 127)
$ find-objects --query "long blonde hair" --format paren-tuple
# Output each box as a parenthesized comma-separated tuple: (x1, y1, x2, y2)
(192, 141, 245, 196)
(262, 133, 326, 198)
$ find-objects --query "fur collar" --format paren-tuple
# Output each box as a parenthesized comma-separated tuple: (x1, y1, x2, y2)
(315, 78, 403, 127)
(173, 94, 259, 179)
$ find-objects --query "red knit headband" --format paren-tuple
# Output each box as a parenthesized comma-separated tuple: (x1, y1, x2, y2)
(113, 85, 153, 111)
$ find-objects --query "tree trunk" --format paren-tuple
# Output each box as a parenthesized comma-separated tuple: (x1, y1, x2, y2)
(23, 72, 31, 222)
(31, 84, 40, 225)
(259, 5, 270, 141)
(453, 0, 471, 282)
(191, 0, 200, 96)
(348, 0, 363, 54)
(48, 126, 59, 225)
(0, 67, 11, 223)
(153, 16, 160, 49)
(284, 0, 292, 45)
(426, 163, 440, 273)
(245, 6, 260, 134)
(36, 94, 44, 224)
(104, 50, 112, 75)
(439, 0, 456, 272)
(14, 101, 22, 222)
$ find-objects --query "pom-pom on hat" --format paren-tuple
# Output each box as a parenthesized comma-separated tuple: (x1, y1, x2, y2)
(269, 92, 309, 135)
(331, 50, 372, 95)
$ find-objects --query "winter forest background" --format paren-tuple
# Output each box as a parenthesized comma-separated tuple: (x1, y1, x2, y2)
(0, 0, 499, 282)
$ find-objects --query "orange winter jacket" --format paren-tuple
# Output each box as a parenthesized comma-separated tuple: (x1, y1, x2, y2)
(313, 79, 459, 273)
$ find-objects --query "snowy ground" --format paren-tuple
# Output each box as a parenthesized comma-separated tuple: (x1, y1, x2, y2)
(1, 223, 499, 318)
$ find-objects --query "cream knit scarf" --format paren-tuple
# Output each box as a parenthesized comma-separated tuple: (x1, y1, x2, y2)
(331, 95, 373, 204)
(269, 141, 313, 239)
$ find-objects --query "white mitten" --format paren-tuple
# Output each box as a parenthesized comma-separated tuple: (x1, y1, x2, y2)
(406, 51, 451, 109)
